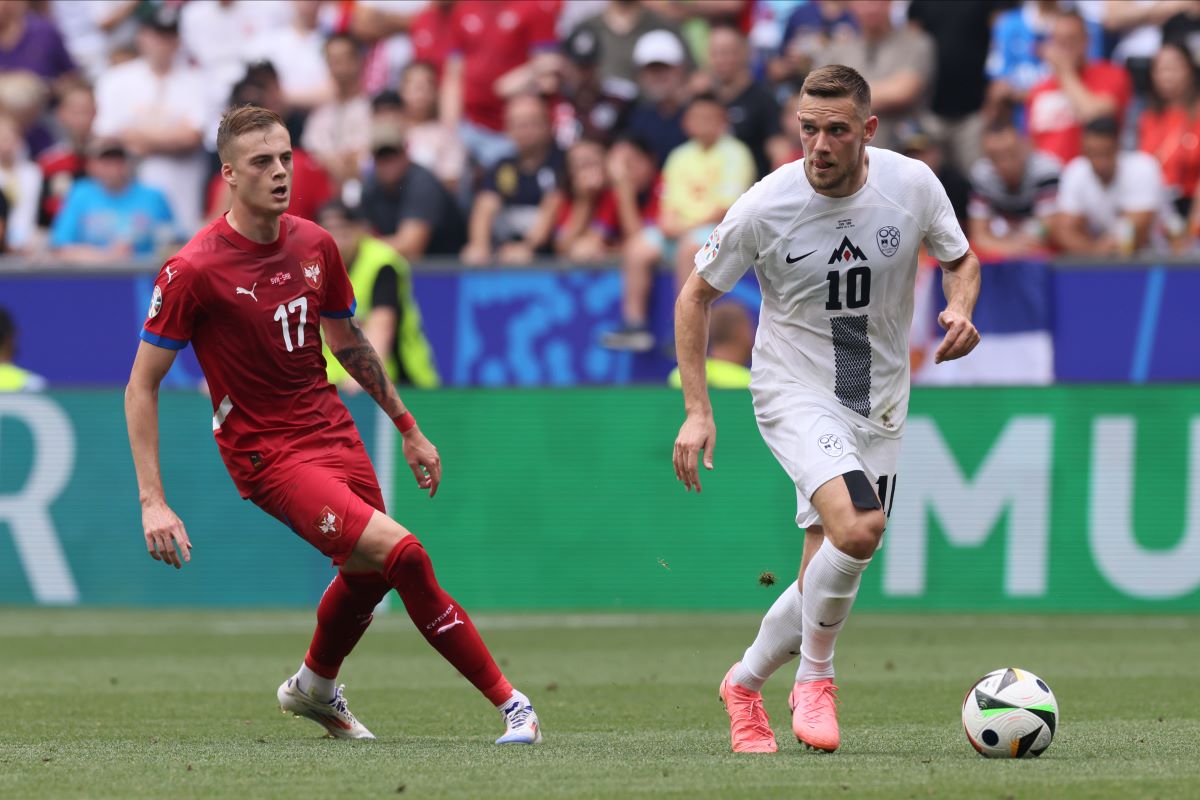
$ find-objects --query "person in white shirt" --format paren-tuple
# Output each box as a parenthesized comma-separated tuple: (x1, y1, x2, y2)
(673, 64, 981, 755)
(180, 0, 293, 106)
(0, 111, 43, 252)
(93, 7, 214, 235)
(1056, 115, 1171, 255)
(302, 33, 372, 189)
(246, 0, 333, 111)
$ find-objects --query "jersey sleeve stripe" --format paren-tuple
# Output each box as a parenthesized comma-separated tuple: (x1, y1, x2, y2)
(139, 329, 189, 350)
(320, 299, 357, 319)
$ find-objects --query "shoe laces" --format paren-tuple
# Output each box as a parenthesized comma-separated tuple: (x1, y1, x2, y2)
(728, 687, 772, 739)
(801, 683, 839, 725)
(502, 699, 533, 729)
(329, 685, 359, 723)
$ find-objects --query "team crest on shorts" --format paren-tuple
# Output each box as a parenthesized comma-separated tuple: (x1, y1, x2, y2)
(315, 506, 341, 539)
(147, 285, 163, 318)
(698, 227, 721, 265)
(301, 259, 323, 289)
(818, 432, 844, 457)
(876, 226, 900, 257)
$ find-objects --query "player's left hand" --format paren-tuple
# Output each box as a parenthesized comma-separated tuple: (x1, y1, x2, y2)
(934, 309, 980, 363)
(402, 427, 442, 498)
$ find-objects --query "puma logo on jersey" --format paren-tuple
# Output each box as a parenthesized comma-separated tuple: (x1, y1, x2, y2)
(165, 266, 177, 283)
(435, 613, 464, 636)
(235, 283, 258, 302)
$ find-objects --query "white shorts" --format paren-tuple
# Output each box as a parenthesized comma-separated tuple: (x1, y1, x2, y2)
(755, 400, 902, 529)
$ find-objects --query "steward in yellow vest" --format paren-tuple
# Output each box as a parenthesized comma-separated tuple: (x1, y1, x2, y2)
(0, 307, 47, 392)
(667, 301, 753, 389)
(320, 203, 439, 389)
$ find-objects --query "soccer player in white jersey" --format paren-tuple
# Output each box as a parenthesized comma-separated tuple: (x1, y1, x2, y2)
(672, 65, 981, 754)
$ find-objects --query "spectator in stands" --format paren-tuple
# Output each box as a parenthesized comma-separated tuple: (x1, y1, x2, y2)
(204, 66, 335, 223)
(0, 306, 46, 392)
(899, 121, 970, 227)
(555, 137, 611, 261)
(697, 22, 783, 178)
(50, 0, 140, 84)
(0, 0, 76, 91)
(360, 121, 466, 262)
(439, 0, 561, 170)
(1026, 9, 1132, 165)
(180, 0, 291, 105)
(37, 83, 94, 230)
(596, 134, 665, 349)
(985, 1, 1105, 129)
(303, 33, 372, 189)
(814, 0, 935, 152)
(571, 0, 690, 93)
(319, 201, 440, 389)
(247, 0, 333, 112)
(603, 93, 752, 351)
(1056, 117, 1169, 256)
(624, 29, 691, 166)
(409, 0, 456, 76)
(93, 6, 211, 235)
(908, 0, 1008, 174)
(770, 86, 805, 170)
(461, 94, 565, 266)
(50, 136, 174, 263)
(399, 61, 467, 194)
(550, 25, 636, 149)
(1164, 3, 1200, 66)
(1139, 42, 1200, 219)
(0, 69, 52, 157)
(967, 120, 1062, 259)
(349, 1, 427, 96)
(0, 111, 42, 252)
(666, 301, 753, 389)
(768, 0, 857, 89)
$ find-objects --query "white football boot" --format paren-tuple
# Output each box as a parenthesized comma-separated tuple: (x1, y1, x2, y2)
(495, 691, 543, 745)
(277, 672, 375, 740)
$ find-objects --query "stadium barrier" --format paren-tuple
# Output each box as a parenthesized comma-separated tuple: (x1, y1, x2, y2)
(2, 387, 1198, 611)
(1, 258, 1197, 386)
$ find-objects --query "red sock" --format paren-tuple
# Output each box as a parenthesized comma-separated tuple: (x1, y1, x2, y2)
(384, 536, 514, 705)
(304, 570, 391, 678)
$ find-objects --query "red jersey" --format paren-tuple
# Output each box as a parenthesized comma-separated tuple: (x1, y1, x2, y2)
(1026, 61, 1132, 164)
(448, 0, 560, 132)
(410, 3, 456, 74)
(1138, 107, 1200, 199)
(141, 213, 361, 496)
(36, 144, 85, 227)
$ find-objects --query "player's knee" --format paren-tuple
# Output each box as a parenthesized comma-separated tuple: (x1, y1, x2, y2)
(837, 511, 886, 559)
(382, 535, 434, 586)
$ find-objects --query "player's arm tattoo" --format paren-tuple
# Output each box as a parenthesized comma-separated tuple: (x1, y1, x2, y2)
(332, 320, 403, 415)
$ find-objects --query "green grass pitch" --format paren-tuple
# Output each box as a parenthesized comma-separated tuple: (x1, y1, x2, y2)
(3, 610, 1198, 799)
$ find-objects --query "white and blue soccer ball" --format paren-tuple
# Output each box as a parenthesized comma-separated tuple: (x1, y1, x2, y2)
(962, 667, 1058, 758)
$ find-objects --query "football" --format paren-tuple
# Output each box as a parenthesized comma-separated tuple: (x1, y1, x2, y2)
(962, 668, 1058, 758)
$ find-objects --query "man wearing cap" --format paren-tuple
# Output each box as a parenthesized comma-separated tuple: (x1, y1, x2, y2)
(624, 29, 692, 166)
(50, 136, 175, 263)
(569, 0, 691, 90)
(361, 121, 466, 263)
(92, 5, 212, 234)
(552, 26, 637, 148)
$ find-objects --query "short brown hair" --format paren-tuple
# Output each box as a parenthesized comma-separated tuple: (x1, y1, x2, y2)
(216, 104, 286, 164)
(800, 65, 872, 119)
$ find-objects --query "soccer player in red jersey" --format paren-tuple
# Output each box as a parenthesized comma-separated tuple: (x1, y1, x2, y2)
(124, 106, 541, 744)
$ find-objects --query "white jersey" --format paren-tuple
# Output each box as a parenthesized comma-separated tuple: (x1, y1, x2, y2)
(696, 147, 968, 438)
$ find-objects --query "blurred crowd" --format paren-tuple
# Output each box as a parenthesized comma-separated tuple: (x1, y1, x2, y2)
(0, 0, 1198, 353)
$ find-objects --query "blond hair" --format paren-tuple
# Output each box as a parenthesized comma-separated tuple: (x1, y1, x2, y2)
(216, 104, 286, 164)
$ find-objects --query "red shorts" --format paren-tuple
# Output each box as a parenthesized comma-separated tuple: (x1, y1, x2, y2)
(247, 443, 385, 565)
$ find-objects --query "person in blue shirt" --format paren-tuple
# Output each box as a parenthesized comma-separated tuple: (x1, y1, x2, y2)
(50, 137, 175, 263)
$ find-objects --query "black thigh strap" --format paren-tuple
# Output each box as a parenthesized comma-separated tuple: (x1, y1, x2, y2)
(843, 470, 882, 511)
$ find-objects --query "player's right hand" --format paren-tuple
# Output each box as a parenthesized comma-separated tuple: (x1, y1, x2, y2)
(141, 501, 192, 569)
(402, 427, 442, 498)
(673, 413, 716, 493)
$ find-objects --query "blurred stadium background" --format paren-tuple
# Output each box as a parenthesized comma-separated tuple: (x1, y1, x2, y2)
(1, 1, 1199, 798)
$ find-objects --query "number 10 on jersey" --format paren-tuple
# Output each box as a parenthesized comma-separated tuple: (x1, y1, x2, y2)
(825, 266, 872, 310)
(274, 297, 308, 352)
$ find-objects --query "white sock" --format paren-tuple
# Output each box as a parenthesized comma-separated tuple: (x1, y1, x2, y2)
(497, 689, 527, 711)
(796, 539, 871, 682)
(297, 664, 336, 702)
(731, 580, 804, 691)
